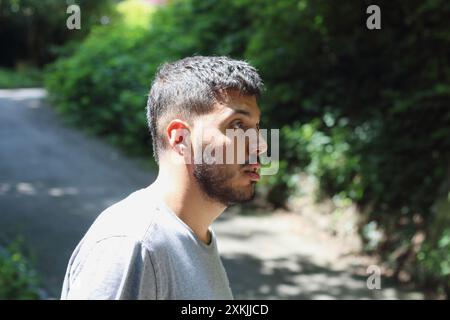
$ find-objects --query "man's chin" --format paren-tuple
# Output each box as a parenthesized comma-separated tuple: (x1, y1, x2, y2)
(192, 165, 256, 206)
(224, 185, 256, 206)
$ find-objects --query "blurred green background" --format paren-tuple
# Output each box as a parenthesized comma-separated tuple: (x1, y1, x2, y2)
(0, 0, 449, 299)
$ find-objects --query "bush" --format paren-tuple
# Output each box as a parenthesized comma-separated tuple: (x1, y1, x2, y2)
(45, 0, 156, 156)
(0, 67, 42, 88)
(418, 228, 450, 297)
(0, 240, 41, 299)
(0, 0, 115, 68)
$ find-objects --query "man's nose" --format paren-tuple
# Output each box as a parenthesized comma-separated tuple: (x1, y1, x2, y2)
(257, 132, 268, 155)
(249, 131, 268, 156)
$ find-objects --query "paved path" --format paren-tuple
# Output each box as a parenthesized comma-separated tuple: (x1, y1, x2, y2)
(0, 89, 154, 297)
(0, 89, 424, 299)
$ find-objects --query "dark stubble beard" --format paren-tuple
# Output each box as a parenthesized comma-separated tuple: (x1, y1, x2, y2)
(193, 163, 256, 206)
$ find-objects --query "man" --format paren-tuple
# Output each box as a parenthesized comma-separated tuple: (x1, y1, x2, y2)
(61, 56, 267, 299)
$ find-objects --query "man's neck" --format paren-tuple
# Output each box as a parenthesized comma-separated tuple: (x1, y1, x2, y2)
(151, 164, 226, 245)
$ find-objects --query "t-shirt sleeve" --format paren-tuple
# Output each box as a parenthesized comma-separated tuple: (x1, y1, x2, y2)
(62, 236, 157, 300)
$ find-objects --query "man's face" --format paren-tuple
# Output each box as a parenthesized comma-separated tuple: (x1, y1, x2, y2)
(190, 90, 267, 206)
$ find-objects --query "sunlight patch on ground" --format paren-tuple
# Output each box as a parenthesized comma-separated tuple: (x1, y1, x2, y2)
(0, 88, 46, 101)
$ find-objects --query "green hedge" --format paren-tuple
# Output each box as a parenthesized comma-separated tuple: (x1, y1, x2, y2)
(0, 240, 41, 299)
(0, 0, 114, 68)
(0, 67, 42, 88)
(45, 1, 157, 156)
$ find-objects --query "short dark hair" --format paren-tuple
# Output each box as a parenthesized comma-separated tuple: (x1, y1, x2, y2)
(146, 55, 264, 164)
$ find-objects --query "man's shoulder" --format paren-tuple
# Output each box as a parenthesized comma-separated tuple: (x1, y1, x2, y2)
(82, 186, 160, 246)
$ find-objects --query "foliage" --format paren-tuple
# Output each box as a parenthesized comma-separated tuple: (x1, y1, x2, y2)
(0, 67, 42, 88)
(0, 0, 115, 68)
(45, 0, 156, 156)
(418, 228, 450, 296)
(0, 239, 41, 299)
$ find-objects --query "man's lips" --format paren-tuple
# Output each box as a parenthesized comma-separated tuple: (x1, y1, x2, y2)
(244, 171, 260, 181)
(242, 163, 261, 181)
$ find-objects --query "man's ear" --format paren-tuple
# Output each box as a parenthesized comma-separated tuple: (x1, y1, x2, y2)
(166, 119, 190, 156)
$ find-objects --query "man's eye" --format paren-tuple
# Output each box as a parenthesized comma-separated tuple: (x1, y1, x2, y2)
(231, 121, 244, 129)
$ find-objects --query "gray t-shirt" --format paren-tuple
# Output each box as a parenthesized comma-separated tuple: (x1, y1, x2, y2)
(61, 185, 233, 300)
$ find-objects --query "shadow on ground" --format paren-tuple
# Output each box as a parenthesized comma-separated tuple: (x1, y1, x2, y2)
(223, 253, 422, 300)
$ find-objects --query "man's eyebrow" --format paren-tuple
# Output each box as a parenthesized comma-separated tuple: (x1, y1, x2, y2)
(227, 108, 261, 120)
